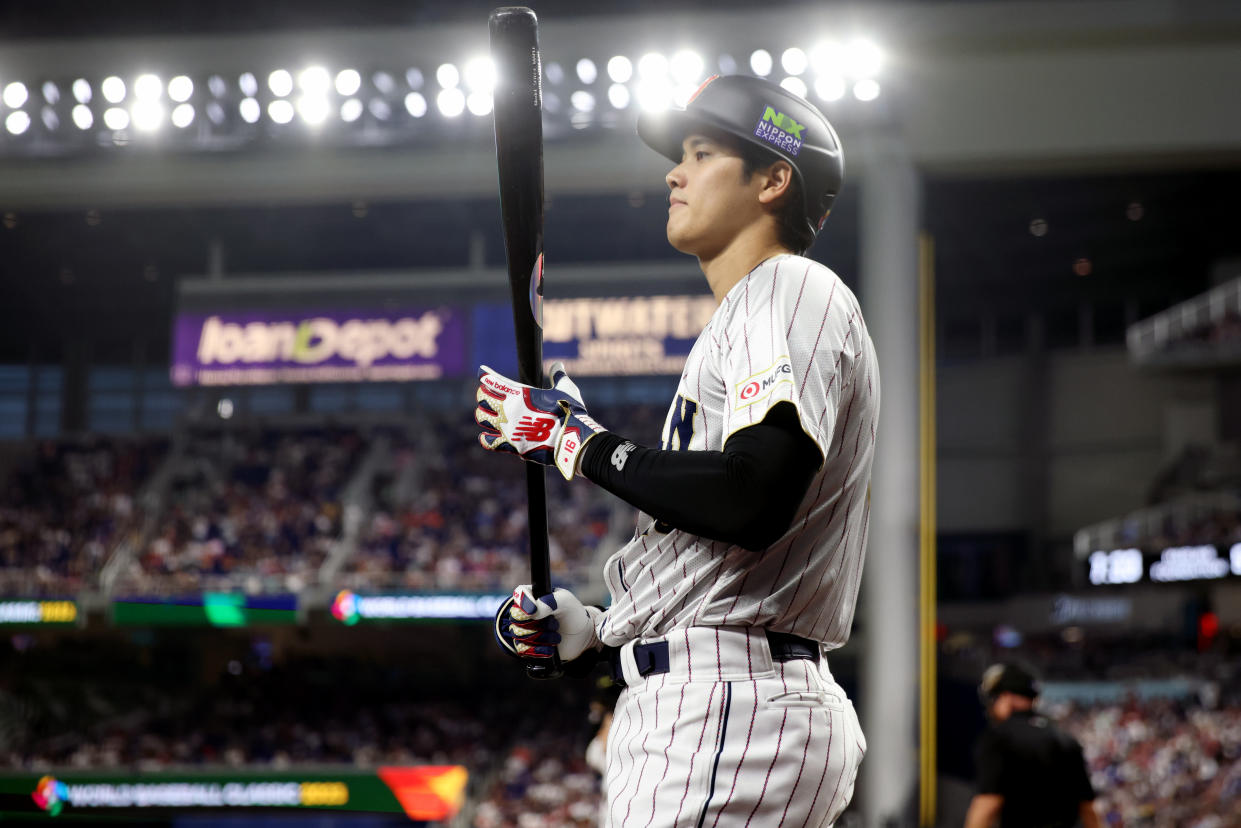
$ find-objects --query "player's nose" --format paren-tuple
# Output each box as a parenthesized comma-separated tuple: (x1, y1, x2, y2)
(666, 163, 687, 191)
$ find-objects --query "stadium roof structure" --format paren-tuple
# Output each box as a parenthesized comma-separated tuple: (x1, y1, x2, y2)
(0, 1, 1239, 208)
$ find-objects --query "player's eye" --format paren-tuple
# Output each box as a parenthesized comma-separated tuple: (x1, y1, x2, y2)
(695, 150, 708, 161)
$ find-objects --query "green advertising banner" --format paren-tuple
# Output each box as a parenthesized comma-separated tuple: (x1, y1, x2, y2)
(4, 766, 466, 821)
(112, 593, 299, 627)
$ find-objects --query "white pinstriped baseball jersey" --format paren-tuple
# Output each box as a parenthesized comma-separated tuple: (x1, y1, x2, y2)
(598, 253, 879, 650)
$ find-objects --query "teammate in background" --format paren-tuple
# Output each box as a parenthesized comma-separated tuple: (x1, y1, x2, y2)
(477, 74, 878, 826)
(965, 663, 1101, 828)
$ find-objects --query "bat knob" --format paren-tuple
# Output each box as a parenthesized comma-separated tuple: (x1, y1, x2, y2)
(525, 659, 564, 681)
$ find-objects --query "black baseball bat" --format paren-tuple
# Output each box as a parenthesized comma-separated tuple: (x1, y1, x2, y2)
(489, 6, 562, 680)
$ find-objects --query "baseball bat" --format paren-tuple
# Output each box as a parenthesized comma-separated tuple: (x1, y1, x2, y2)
(489, 6, 562, 680)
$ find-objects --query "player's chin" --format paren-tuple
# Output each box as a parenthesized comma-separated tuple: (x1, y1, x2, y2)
(665, 219, 699, 256)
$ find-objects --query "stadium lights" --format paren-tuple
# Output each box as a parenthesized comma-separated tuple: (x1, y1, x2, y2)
(297, 95, 330, 125)
(607, 56, 633, 84)
(404, 92, 427, 118)
(463, 57, 495, 92)
(853, 78, 880, 102)
(299, 66, 331, 95)
(576, 58, 597, 84)
(5, 111, 30, 135)
(268, 69, 293, 98)
(340, 98, 363, 122)
(750, 49, 773, 77)
(103, 107, 129, 130)
(670, 50, 704, 85)
(335, 69, 361, 97)
(368, 98, 391, 120)
(268, 99, 294, 124)
(780, 76, 808, 98)
(781, 47, 808, 75)
(239, 97, 260, 124)
(131, 100, 164, 131)
(637, 52, 668, 80)
(436, 63, 460, 90)
(172, 103, 195, 128)
(168, 75, 193, 102)
(0, 36, 886, 152)
(101, 76, 126, 103)
(134, 74, 162, 101)
(436, 87, 465, 117)
(466, 91, 493, 116)
(570, 90, 595, 113)
(608, 83, 630, 110)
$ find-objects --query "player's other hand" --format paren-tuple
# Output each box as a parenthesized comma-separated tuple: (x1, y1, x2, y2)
(475, 361, 606, 480)
(494, 585, 603, 662)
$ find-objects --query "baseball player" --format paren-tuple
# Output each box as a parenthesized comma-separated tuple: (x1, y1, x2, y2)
(477, 74, 878, 827)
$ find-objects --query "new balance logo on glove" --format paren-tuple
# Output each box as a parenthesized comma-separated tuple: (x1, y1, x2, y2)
(475, 361, 607, 480)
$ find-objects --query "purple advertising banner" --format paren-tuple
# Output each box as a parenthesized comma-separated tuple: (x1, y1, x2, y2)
(171, 307, 466, 386)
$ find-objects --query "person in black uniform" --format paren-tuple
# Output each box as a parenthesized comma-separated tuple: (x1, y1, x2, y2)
(964, 663, 1101, 828)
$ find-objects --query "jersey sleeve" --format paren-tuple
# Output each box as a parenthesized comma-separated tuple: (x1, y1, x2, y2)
(1068, 738, 1096, 802)
(975, 729, 1006, 794)
(719, 263, 858, 459)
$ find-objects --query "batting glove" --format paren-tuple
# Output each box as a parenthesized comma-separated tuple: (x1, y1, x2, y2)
(475, 361, 606, 480)
(494, 585, 603, 662)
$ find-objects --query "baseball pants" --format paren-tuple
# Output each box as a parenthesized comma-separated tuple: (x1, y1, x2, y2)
(602, 627, 865, 828)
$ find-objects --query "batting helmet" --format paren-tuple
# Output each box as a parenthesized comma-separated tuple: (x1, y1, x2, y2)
(636, 74, 844, 239)
(978, 662, 1040, 703)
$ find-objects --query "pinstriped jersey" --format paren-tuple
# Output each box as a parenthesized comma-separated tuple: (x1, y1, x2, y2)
(597, 253, 879, 650)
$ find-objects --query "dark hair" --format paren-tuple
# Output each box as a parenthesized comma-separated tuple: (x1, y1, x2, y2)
(738, 144, 816, 255)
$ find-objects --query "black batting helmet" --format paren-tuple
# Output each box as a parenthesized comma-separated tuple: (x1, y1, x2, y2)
(978, 662, 1040, 703)
(637, 74, 844, 239)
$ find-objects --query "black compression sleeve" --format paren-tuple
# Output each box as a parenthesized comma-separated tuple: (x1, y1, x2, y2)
(580, 402, 821, 551)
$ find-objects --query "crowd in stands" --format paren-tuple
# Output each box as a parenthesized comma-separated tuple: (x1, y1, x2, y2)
(0, 437, 165, 597)
(1061, 698, 1241, 828)
(341, 415, 617, 593)
(116, 427, 365, 596)
(0, 398, 676, 599)
(339, 403, 670, 593)
(2, 635, 606, 825)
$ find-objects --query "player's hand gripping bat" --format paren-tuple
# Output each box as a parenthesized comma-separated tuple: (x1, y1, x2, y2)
(489, 6, 561, 680)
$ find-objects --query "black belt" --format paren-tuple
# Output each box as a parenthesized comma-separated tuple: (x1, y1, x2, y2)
(607, 630, 819, 687)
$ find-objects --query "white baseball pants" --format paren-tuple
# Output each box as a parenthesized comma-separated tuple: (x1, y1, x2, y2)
(602, 627, 866, 828)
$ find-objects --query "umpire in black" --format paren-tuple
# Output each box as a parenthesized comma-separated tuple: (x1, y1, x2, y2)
(964, 663, 1101, 828)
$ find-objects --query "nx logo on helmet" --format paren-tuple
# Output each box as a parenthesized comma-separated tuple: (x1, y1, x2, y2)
(754, 106, 805, 156)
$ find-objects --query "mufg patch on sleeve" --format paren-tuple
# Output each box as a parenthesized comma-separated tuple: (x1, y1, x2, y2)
(734, 356, 794, 410)
(753, 106, 804, 156)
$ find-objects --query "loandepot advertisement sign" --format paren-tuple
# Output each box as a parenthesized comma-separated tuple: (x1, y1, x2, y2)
(13, 767, 466, 820)
(171, 307, 467, 386)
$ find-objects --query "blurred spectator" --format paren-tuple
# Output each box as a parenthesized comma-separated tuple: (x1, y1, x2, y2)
(117, 427, 362, 595)
(0, 437, 164, 597)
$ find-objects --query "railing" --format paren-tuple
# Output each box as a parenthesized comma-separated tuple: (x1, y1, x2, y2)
(1127, 275, 1241, 364)
(1073, 490, 1241, 558)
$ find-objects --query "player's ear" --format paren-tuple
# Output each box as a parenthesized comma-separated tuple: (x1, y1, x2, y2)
(756, 160, 794, 206)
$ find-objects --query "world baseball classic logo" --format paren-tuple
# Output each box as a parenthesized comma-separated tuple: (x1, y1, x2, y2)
(32, 776, 68, 816)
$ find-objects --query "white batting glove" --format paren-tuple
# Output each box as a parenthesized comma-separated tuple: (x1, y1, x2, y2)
(475, 361, 606, 480)
(493, 585, 603, 662)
